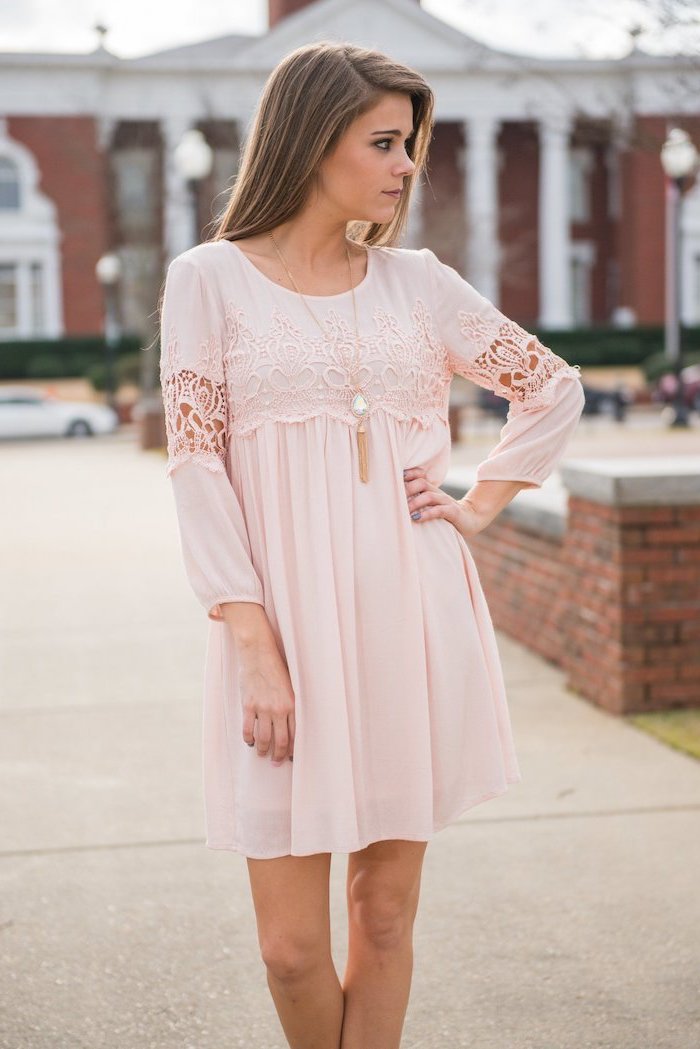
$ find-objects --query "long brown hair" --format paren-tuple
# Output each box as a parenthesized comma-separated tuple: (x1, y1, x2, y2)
(207, 40, 434, 248)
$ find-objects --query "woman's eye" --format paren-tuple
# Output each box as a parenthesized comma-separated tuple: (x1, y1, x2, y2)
(374, 138, 412, 151)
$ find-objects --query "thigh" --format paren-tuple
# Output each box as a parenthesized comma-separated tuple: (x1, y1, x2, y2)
(246, 851, 333, 951)
(346, 839, 428, 915)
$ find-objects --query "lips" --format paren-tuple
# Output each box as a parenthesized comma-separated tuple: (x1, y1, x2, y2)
(383, 190, 402, 197)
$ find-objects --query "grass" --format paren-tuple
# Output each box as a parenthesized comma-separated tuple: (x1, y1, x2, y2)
(627, 707, 700, 762)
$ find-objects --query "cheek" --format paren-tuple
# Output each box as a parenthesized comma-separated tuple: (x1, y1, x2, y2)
(341, 153, 383, 195)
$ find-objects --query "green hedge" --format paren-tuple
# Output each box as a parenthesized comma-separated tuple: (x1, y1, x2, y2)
(0, 334, 144, 381)
(2, 327, 699, 380)
(532, 326, 700, 368)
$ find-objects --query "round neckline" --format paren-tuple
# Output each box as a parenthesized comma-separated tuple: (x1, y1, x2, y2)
(224, 238, 374, 300)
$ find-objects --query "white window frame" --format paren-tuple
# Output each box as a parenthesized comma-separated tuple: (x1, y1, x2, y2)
(0, 118, 63, 340)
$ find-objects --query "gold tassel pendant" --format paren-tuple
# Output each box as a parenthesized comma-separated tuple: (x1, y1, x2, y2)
(356, 421, 369, 483)
(351, 391, 370, 483)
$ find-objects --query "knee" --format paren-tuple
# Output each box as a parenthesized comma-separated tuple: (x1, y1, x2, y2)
(348, 877, 416, 951)
(259, 930, 327, 983)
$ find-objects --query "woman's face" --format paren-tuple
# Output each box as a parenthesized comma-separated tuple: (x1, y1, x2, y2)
(315, 92, 417, 222)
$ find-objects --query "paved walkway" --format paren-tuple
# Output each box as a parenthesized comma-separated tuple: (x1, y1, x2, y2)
(1, 428, 698, 1049)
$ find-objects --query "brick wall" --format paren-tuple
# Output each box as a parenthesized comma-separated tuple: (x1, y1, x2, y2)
(458, 463, 700, 715)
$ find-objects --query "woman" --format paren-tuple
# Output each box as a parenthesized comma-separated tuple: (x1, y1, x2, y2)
(158, 40, 585, 1049)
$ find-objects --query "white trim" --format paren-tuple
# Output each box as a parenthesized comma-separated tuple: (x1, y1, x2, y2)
(0, 121, 63, 339)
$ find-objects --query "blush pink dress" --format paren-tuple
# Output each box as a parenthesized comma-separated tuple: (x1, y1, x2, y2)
(159, 239, 585, 859)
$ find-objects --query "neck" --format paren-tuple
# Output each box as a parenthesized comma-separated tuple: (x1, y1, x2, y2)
(267, 211, 358, 272)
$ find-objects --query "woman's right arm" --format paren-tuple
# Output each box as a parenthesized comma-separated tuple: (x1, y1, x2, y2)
(160, 255, 295, 763)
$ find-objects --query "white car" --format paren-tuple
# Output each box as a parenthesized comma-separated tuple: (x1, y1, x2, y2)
(0, 385, 119, 439)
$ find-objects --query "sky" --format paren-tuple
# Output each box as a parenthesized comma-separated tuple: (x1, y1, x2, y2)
(0, 0, 698, 60)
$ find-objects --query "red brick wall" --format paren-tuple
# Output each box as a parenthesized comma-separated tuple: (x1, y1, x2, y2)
(9, 116, 109, 335)
(467, 515, 566, 666)
(467, 498, 700, 714)
(498, 121, 540, 326)
(268, 0, 420, 24)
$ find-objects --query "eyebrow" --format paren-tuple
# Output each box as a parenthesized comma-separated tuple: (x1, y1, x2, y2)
(370, 129, 413, 136)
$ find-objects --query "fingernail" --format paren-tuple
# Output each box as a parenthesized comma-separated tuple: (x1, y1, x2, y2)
(411, 510, 421, 520)
(289, 756, 293, 762)
(271, 760, 283, 766)
(246, 741, 254, 747)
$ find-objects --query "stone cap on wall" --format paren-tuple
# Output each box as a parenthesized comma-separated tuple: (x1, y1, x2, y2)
(442, 465, 567, 538)
(443, 456, 700, 531)
(560, 457, 700, 506)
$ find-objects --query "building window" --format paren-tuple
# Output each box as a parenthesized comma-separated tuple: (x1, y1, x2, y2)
(0, 157, 20, 210)
(0, 263, 17, 330)
(113, 147, 158, 241)
(0, 125, 62, 338)
(570, 248, 594, 326)
(569, 147, 593, 223)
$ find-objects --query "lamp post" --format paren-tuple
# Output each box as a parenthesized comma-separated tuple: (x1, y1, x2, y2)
(95, 252, 122, 415)
(660, 127, 699, 428)
(172, 128, 214, 249)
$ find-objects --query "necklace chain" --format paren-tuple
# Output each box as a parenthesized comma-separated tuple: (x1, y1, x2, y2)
(267, 232, 364, 387)
(266, 231, 371, 482)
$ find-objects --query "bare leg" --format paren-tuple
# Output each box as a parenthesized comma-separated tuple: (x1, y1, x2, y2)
(339, 839, 428, 1049)
(246, 851, 344, 1049)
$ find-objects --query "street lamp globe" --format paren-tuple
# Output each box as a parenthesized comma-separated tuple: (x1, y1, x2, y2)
(173, 128, 213, 181)
(660, 128, 699, 181)
(95, 252, 121, 285)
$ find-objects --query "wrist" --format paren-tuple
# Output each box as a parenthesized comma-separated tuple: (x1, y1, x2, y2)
(459, 479, 525, 529)
(220, 602, 274, 648)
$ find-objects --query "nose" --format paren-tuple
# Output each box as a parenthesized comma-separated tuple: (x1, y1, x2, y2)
(396, 149, 416, 177)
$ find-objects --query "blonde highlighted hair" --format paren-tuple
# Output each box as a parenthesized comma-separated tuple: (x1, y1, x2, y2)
(208, 40, 434, 247)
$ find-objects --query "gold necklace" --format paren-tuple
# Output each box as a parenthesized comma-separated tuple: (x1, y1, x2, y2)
(267, 231, 371, 483)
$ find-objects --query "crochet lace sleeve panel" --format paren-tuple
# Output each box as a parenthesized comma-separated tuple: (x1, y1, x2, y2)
(159, 257, 228, 477)
(454, 304, 582, 414)
(424, 248, 582, 415)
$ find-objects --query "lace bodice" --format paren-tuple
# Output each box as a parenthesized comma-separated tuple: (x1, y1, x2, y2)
(158, 245, 582, 476)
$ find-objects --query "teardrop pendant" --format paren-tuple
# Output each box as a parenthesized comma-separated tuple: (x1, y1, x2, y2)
(352, 392, 369, 417)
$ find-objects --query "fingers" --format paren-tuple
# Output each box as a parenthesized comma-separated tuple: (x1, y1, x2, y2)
(403, 465, 456, 523)
(403, 466, 437, 520)
(242, 713, 295, 765)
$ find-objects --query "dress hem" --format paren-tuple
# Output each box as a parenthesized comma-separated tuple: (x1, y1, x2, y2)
(203, 772, 523, 860)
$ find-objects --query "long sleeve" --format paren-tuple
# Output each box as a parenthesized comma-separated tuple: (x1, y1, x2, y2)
(159, 254, 265, 621)
(423, 248, 585, 490)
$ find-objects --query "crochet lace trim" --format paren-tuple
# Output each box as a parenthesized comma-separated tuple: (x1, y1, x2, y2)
(455, 309, 582, 415)
(159, 296, 580, 473)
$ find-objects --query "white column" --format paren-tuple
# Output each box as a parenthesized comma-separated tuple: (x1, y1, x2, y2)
(95, 116, 117, 153)
(162, 115, 197, 265)
(404, 175, 423, 248)
(538, 116, 573, 328)
(465, 115, 500, 305)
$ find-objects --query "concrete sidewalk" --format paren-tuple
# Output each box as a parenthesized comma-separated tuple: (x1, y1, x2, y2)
(1, 430, 699, 1049)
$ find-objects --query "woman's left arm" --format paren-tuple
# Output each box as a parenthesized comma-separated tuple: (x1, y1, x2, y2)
(404, 249, 586, 538)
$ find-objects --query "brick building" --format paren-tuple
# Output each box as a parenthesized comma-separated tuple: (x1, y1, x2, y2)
(0, 0, 698, 343)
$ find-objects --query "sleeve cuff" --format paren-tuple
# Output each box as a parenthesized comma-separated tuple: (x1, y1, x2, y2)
(207, 593, 266, 622)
